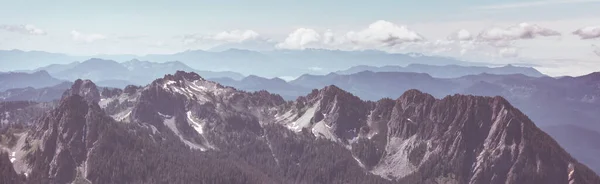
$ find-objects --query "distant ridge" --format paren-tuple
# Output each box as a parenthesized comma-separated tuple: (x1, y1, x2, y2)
(1, 49, 490, 78)
(336, 64, 545, 78)
(0, 70, 65, 91)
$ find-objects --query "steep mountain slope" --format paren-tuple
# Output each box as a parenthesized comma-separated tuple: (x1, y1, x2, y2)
(0, 71, 65, 91)
(337, 64, 545, 78)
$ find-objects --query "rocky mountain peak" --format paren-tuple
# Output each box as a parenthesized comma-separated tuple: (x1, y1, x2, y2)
(368, 90, 600, 183)
(163, 71, 204, 82)
(396, 89, 436, 106)
(62, 79, 100, 104)
(26, 93, 111, 183)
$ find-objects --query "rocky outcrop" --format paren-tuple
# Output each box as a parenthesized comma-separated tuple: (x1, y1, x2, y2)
(26, 94, 108, 183)
(62, 79, 100, 104)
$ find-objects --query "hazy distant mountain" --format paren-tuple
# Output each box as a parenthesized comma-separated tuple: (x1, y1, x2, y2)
(25, 58, 245, 87)
(0, 71, 65, 91)
(212, 75, 311, 100)
(291, 71, 456, 100)
(136, 49, 490, 78)
(139, 49, 276, 75)
(337, 64, 545, 78)
(121, 59, 245, 82)
(54, 58, 131, 82)
(2, 49, 497, 78)
(95, 80, 135, 89)
(0, 82, 72, 102)
(0, 50, 138, 71)
(544, 125, 600, 174)
(26, 61, 81, 74)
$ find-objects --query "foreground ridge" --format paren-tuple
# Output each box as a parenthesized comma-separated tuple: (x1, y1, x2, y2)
(0, 71, 597, 184)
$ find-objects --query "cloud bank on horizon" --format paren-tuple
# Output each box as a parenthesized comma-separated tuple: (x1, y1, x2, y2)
(0, 0, 599, 76)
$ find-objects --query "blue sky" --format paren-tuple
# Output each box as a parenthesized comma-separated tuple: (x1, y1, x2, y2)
(1, 0, 600, 76)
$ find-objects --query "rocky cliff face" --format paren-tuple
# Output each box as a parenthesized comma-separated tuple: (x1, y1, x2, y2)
(368, 90, 600, 184)
(26, 94, 108, 183)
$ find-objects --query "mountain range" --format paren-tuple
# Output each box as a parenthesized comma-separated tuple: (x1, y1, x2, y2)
(3, 61, 600, 173)
(0, 82, 73, 102)
(336, 64, 545, 78)
(0, 71, 64, 91)
(18, 58, 245, 87)
(199, 71, 600, 174)
(1, 71, 599, 183)
(1, 49, 492, 78)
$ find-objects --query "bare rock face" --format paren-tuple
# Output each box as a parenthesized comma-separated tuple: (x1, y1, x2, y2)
(366, 90, 600, 184)
(304, 85, 371, 141)
(26, 95, 108, 183)
(62, 79, 100, 104)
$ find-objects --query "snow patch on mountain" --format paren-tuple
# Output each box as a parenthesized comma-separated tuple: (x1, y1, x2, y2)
(311, 120, 338, 142)
(186, 111, 205, 135)
(287, 104, 317, 132)
(163, 115, 207, 151)
(111, 108, 132, 122)
(98, 98, 112, 108)
(160, 79, 235, 104)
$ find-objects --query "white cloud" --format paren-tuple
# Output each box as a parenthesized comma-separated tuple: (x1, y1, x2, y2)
(477, 23, 561, 41)
(213, 30, 260, 43)
(593, 45, 600, 56)
(181, 30, 261, 45)
(71, 30, 107, 43)
(323, 29, 335, 45)
(275, 28, 321, 50)
(346, 20, 424, 47)
(275, 21, 425, 50)
(0, 24, 46, 35)
(474, 0, 600, 10)
(573, 26, 600, 39)
(447, 29, 473, 41)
